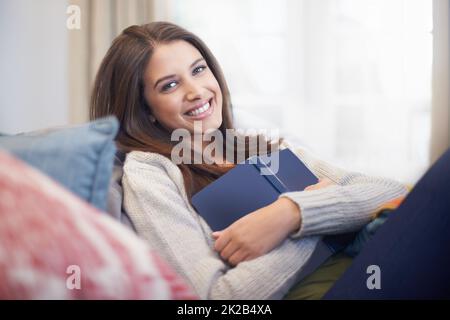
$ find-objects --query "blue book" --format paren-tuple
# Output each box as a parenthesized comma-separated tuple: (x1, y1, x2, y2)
(192, 148, 318, 231)
(192, 148, 356, 279)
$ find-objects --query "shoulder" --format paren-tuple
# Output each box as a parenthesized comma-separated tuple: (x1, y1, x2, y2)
(122, 150, 192, 205)
(123, 150, 185, 187)
(124, 151, 180, 175)
(124, 150, 174, 167)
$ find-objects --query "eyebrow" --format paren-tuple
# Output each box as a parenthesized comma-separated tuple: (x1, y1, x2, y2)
(153, 57, 205, 89)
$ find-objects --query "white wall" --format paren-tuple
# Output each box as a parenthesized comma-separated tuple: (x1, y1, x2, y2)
(0, 0, 69, 134)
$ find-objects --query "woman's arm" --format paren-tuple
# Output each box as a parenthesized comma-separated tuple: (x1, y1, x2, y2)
(122, 151, 319, 300)
(284, 146, 409, 238)
(212, 178, 334, 266)
(212, 197, 302, 266)
(213, 146, 408, 265)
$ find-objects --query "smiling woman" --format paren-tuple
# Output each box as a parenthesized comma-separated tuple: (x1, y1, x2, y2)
(90, 21, 275, 199)
(87, 21, 420, 300)
(143, 40, 223, 133)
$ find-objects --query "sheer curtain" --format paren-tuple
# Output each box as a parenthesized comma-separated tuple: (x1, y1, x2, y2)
(167, 0, 433, 184)
(0, 0, 69, 133)
(67, 0, 168, 123)
(430, 0, 450, 164)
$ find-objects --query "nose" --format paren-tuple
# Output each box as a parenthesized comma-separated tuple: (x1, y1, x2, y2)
(185, 79, 203, 101)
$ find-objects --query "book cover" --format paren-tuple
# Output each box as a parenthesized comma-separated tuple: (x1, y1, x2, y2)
(192, 148, 318, 232)
(192, 147, 356, 280)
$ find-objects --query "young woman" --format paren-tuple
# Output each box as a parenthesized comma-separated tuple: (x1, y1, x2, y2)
(89, 22, 447, 299)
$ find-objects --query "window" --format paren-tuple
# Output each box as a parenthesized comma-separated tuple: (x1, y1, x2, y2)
(168, 0, 432, 184)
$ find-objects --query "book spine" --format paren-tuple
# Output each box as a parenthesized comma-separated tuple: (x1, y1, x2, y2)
(252, 159, 288, 194)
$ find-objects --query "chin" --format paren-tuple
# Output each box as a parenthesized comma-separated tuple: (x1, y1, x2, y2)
(183, 113, 222, 134)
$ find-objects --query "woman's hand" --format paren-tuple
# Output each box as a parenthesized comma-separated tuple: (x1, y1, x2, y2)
(212, 178, 336, 266)
(212, 197, 301, 266)
(304, 178, 335, 191)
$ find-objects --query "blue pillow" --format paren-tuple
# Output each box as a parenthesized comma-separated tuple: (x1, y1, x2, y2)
(0, 116, 119, 211)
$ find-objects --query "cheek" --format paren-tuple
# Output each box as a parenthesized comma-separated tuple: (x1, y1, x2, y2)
(155, 97, 190, 131)
(152, 96, 181, 118)
(216, 90, 223, 114)
(217, 90, 223, 107)
(211, 80, 223, 108)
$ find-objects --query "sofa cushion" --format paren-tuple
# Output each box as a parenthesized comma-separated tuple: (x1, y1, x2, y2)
(0, 116, 118, 211)
(0, 150, 197, 299)
(107, 151, 136, 231)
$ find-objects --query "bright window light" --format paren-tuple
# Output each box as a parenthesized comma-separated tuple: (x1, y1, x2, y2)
(169, 0, 432, 184)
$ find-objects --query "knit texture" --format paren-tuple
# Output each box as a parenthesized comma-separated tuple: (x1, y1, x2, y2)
(122, 143, 408, 299)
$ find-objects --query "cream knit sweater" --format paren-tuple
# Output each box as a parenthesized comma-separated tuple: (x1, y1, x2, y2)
(122, 143, 408, 299)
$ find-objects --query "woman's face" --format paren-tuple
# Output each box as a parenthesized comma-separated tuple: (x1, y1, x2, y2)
(143, 40, 223, 134)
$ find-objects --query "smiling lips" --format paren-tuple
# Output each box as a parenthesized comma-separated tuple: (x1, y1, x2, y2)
(184, 99, 213, 118)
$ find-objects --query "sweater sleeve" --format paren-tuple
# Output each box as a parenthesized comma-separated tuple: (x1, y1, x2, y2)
(279, 146, 409, 239)
(122, 151, 320, 300)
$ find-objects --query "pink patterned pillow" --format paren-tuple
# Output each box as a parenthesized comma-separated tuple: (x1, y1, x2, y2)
(0, 151, 197, 299)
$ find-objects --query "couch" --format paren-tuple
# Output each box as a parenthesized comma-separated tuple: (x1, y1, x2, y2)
(0, 116, 196, 299)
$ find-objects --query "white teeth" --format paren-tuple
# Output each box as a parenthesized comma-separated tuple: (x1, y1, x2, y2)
(186, 101, 211, 116)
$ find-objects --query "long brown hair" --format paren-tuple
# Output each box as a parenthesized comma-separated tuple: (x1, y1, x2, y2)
(90, 21, 278, 199)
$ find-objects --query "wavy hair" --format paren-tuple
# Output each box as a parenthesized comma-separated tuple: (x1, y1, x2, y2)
(90, 21, 278, 199)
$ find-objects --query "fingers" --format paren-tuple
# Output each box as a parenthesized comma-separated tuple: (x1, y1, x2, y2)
(304, 178, 333, 191)
(304, 179, 320, 191)
(304, 184, 317, 191)
(212, 230, 245, 264)
(219, 241, 239, 261)
(213, 230, 229, 252)
(228, 250, 249, 267)
(211, 231, 221, 239)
